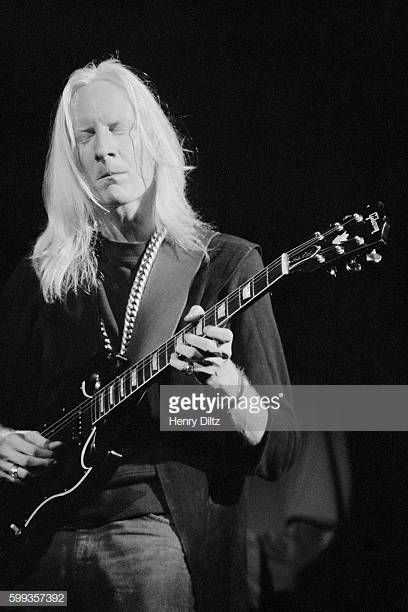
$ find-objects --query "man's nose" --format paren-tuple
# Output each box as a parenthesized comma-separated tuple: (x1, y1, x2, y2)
(94, 131, 115, 162)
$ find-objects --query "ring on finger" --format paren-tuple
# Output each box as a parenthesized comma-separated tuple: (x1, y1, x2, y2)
(184, 362, 194, 376)
(9, 464, 20, 480)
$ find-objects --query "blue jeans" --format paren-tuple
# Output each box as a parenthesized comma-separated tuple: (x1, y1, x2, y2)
(22, 514, 195, 611)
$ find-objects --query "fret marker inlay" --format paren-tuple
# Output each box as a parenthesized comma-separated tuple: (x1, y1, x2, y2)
(152, 352, 158, 371)
(217, 302, 226, 319)
(241, 282, 252, 300)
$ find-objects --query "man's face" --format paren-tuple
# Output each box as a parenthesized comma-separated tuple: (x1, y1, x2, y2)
(71, 80, 154, 210)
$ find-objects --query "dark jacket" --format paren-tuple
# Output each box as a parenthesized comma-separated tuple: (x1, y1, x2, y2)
(0, 233, 299, 611)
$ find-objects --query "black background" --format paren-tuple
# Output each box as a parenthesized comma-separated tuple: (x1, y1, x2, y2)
(2, 1, 407, 606)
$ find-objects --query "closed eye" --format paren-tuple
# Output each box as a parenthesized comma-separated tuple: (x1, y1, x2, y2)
(109, 122, 130, 134)
(76, 129, 95, 144)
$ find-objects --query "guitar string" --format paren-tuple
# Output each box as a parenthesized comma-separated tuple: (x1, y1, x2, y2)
(41, 217, 363, 439)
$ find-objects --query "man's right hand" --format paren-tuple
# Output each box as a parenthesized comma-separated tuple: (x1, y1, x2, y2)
(0, 429, 63, 484)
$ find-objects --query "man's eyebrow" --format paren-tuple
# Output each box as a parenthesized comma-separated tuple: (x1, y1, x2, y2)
(72, 119, 93, 130)
(74, 119, 132, 130)
(110, 119, 134, 127)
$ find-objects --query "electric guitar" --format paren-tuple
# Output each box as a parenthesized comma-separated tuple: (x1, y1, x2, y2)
(0, 201, 389, 575)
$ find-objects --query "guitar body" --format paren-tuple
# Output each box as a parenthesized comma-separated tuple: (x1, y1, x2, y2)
(0, 359, 133, 587)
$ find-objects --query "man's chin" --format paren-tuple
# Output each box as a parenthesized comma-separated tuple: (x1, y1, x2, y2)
(97, 189, 128, 208)
(98, 196, 143, 214)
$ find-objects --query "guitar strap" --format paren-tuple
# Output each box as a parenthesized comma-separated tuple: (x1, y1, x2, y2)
(128, 230, 218, 364)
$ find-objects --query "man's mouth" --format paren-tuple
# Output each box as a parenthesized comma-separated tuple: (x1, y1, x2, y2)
(98, 171, 125, 180)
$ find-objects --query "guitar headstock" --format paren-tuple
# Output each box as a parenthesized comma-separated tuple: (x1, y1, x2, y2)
(287, 202, 390, 275)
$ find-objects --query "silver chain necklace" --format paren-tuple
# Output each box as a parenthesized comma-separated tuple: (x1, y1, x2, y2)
(100, 228, 167, 357)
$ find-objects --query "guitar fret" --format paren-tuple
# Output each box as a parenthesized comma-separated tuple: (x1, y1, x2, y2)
(254, 270, 267, 295)
(137, 363, 145, 385)
(204, 311, 216, 327)
(165, 341, 173, 362)
(160, 344, 168, 368)
(143, 359, 151, 382)
(227, 292, 240, 316)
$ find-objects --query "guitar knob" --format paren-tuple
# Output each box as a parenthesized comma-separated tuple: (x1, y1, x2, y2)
(94, 373, 101, 391)
(10, 524, 22, 537)
(346, 259, 362, 273)
(329, 267, 337, 277)
(366, 249, 382, 263)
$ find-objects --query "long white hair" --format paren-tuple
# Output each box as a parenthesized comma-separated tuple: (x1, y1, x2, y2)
(32, 59, 211, 303)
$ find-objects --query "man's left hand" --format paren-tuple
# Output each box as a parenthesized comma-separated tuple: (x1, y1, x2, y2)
(170, 305, 241, 394)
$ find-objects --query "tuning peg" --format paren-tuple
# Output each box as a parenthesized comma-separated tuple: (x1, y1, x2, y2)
(346, 259, 362, 273)
(366, 249, 382, 263)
